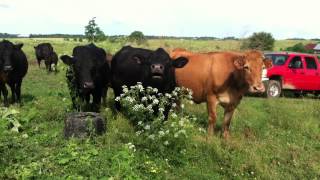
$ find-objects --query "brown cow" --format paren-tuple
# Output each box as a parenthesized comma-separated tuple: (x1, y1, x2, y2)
(171, 48, 272, 139)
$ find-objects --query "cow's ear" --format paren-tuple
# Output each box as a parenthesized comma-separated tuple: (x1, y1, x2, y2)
(132, 54, 146, 64)
(172, 57, 188, 68)
(233, 55, 246, 69)
(264, 59, 273, 69)
(60, 55, 76, 65)
(15, 43, 23, 50)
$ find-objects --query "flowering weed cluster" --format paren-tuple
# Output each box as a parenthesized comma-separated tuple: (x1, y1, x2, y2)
(116, 83, 195, 154)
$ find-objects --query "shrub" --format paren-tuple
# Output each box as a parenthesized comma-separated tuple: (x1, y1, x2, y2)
(286, 43, 313, 53)
(116, 83, 196, 158)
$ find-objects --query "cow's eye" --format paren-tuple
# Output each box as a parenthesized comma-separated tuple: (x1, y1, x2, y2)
(244, 65, 249, 70)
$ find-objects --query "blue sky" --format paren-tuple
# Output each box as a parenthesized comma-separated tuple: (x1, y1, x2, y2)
(0, 0, 319, 39)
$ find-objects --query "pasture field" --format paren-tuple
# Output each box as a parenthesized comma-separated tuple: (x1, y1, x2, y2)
(0, 38, 320, 179)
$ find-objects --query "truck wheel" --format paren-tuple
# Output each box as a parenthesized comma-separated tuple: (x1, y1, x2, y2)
(266, 80, 281, 98)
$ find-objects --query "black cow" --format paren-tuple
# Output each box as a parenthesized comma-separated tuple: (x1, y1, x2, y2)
(111, 46, 188, 117)
(34, 43, 58, 72)
(0, 40, 28, 106)
(60, 43, 110, 112)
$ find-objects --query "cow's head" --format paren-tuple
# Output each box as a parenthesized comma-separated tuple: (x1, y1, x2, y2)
(233, 50, 272, 93)
(133, 48, 188, 85)
(60, 48, 105, 93)
(0, 40, 23, 73)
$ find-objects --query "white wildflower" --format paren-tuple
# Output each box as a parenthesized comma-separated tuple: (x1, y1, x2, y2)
(165, 93, 172, 98)
(172, 103, 177, 108)
(159, 108, 164, 112)
(163, 141, 169, 146)
(115, 97, 120, 102)
(180, 104, 185, 109)
(136, 130, 143, 136)
(152, 99, 159, 105)
(158, 130, 165, 137)
(153, 88, 158, 93)
(179, 120, 184, 126)
(138, 121, 143, 126)
(171, 113, 177, 118)
(141, 97, 147, 102)
(148, 134, 155, 140)
(144, 125, 150, 130)
(174, 133, 179, 138)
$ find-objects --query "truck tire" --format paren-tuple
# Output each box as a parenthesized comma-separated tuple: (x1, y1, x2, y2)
(266, 80, 281, 98)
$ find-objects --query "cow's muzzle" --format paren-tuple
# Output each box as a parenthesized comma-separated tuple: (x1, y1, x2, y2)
(4, 65, 13, 72)
(151, 64, 164, 79)
(249, 84, 265, 93)
(83, 82, 95, 89)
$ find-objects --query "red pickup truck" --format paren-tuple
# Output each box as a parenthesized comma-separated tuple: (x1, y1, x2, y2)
(263, 52, 320, 98)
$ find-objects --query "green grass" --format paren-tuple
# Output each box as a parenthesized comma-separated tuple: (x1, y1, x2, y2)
(0, 38, 319, 179)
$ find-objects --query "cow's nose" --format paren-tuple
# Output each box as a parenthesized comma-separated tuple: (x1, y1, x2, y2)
(4, 65, 13, 72)
(83, 82, 95, 89)
(253, 84, 265, 92)
(151, 64, 164, 73)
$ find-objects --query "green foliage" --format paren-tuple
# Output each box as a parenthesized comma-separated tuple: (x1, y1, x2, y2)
(241, 32, 275, 50)
(128, 31, 146, 45)
(84, 17, 106, 42)
(285, 42, 313, 53)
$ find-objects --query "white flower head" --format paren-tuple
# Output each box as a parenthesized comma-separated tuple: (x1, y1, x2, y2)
(144, 124, 150, 130)
(152, 99, 159, 105)
(115, 97, 120, 101)
(141, 97, 147, 102)
(171, 113, 177, 118)
(164, 141, 169, 146)
(153, 88, 158, 93)
(148, 134, 155, 140)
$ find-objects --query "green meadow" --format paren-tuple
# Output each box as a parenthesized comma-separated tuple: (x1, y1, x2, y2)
(0, 38, 319, 179)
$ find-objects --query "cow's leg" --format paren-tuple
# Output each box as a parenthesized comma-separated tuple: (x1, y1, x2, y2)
(101, 87, 108, 106)
(45, 60, 50, 72)
(8, 82, 16, 103)
(222, 106, 236, 139)
(0, 82, 9, 106)
(15, 80, 22, 104)
(37, 59, 41, 68)
(207, 95, 218, 136)
(113, 87, 122, 111)
(93, 89, 102, 112)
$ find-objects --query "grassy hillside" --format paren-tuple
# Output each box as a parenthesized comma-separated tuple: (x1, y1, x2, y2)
(0, 38, 319, 179)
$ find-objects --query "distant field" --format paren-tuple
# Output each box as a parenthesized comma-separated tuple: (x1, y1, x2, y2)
(0, 38, 319, 179)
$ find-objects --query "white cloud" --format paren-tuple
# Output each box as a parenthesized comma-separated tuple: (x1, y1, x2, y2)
(0, 0, 319, 39)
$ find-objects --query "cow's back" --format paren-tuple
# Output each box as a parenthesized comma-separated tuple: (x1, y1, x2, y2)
(175, 54, 213, 103)
(111, 46, 152, 87)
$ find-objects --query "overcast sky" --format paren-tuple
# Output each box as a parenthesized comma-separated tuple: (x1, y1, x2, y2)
(0, 0, 319, 39)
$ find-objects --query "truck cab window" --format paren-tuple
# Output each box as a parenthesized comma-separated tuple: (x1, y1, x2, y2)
(289, 56, 303, 69)
(305, 57, 317, 69)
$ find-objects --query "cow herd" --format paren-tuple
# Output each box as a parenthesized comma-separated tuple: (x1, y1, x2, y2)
(0, 39, 272, 137)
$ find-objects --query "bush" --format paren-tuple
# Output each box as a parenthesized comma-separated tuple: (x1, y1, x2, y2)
(286, 43, 313, 53)
(116, 83, 195, 157)
(241, 32, 275, 50)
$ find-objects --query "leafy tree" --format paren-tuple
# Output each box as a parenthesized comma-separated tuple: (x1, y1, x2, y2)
(241, 32, 275, 51)
(128, 31, 146, 45)
(85, 17, 106, 42)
